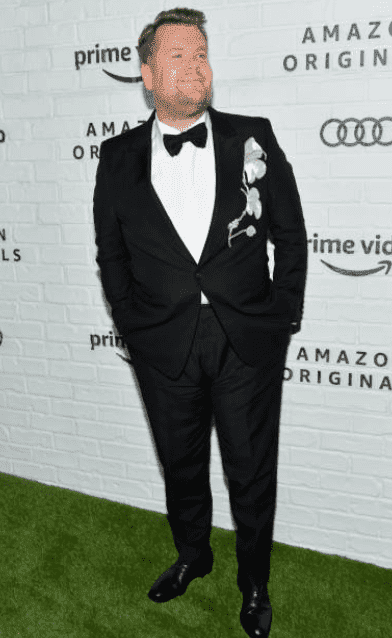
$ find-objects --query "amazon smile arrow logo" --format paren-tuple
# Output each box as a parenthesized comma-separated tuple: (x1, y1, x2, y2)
(102, 69, 142, 83)
(320, 259, 392, 276)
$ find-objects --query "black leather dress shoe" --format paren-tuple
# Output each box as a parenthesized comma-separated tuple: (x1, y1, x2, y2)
(148, 552, 213, 603)
(239, 582, 272, 638)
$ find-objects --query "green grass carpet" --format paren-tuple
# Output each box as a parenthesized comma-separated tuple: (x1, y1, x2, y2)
(0, 471, 391, 637)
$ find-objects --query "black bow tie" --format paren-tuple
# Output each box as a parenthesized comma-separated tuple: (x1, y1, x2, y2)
(163, 122, 207, 157)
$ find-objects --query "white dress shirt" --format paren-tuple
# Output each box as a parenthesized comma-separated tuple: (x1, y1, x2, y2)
(151, 110, 216, 304)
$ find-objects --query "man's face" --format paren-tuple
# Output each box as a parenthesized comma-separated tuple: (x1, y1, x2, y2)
(141, 24, 213, 117)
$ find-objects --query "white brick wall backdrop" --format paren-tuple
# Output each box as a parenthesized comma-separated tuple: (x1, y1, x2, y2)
(1, 0, 392, 570)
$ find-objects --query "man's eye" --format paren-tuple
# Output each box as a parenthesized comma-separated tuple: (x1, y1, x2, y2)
(172, 54, 207, 59)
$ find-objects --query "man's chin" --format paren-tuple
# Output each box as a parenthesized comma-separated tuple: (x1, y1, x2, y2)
(176, 92, 211, 113)
(155, 90, 212, 116)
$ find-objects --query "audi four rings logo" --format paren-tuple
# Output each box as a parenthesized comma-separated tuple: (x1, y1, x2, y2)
(320, 117, 392, 147)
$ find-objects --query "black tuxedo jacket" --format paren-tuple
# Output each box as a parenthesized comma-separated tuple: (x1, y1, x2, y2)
(93, 106, 308, 379)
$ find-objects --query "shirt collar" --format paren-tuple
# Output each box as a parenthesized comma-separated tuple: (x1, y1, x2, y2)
(154, 109, 210, 141)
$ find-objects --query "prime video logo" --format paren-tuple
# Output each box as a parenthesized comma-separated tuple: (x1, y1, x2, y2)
(74, 43, 142, 83)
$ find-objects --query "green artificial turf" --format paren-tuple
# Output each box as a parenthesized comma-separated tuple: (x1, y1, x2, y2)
(0, 471, 391, 637)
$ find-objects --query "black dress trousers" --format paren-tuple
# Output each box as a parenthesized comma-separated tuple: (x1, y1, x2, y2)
(130, 303, 291, 584)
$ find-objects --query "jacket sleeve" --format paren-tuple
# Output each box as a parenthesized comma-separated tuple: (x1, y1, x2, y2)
(264, 119, 308, 334)
(93, 140, 133, 336)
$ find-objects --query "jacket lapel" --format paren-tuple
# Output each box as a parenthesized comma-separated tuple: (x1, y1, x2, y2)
(118, 106, 245, 268)
(199, 106, 244, 266)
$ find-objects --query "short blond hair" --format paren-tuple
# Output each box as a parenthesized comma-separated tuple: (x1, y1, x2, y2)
(137, 7, 208, 67)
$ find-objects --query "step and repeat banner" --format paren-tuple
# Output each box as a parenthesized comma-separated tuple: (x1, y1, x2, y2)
(1, 0, 391, 570)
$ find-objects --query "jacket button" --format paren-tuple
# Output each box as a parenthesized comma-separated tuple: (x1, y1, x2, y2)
(195, 273, 201, 279)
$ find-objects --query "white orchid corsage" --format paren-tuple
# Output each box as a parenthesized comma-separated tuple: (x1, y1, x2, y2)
(227, 137, 267, 248)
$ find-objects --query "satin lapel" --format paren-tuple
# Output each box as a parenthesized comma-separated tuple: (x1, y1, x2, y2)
(198, 106, 244, 267)
(121, 106, 245, 268)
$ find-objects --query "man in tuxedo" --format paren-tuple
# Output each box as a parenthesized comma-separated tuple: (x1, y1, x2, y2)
(93, 8, 307, 637)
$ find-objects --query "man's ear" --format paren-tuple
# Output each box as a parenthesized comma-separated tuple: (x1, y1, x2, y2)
(141, 63, 153, 91)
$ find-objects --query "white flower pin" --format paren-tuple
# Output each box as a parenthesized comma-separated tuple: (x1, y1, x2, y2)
(228, 137, 267, 248)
